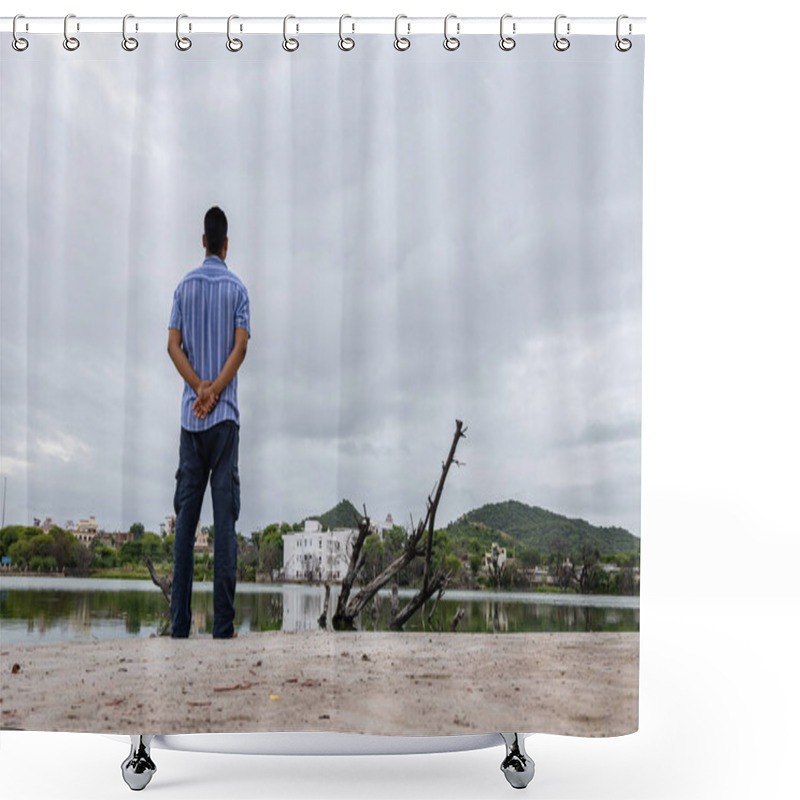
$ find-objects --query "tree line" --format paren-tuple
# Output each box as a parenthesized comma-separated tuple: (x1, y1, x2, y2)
(0, 521, 639, 596)
(0, 524, 173, 576)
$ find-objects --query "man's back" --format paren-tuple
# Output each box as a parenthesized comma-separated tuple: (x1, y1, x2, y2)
(168, 254, 250, 431)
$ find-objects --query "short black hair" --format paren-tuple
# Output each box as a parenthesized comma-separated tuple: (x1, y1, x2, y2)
(204, 206, 228, 256)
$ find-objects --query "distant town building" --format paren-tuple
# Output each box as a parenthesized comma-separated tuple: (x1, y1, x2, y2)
(282, 519, 356, 582)
(164, 515, 176, 536)
(371, 514, 396, 538)
(102, 530, 135, 549)
(522, 567, 551, 586)
(74, 516, 99, 545)
(195, 525, 211, 553)
(281, 513, 398, 582)
(484, 542, 507, 573)
(31, 516, 57, 533)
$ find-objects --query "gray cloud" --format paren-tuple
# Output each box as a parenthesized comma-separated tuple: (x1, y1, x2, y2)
(1, 34, 643, 536)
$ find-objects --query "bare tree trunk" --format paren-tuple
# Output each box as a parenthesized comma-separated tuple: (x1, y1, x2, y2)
(372, 592, 380, 626)
(318, 582, 331, 628)
(421, 419, 466, 604)
(426, 582, 446, 626)
(390, 420, 466, 629)
(450, 607, 465, 631)
(335, 421, 467, 630)
(332, 510, 371, 629)
(391, 580, 399, 617)
(144, 555, 171, 607)
(391, 571, 447, 629)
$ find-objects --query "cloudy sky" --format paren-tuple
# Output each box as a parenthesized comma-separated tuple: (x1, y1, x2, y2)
(0, 34, 643, 537)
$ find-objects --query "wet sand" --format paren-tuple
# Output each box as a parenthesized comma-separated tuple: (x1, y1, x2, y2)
(0, 631, 638, 736)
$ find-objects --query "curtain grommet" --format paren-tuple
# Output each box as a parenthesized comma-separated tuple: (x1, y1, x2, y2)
(443, 14, 460, 51)
(499, 14, 516, 51)
(121, 14, 138, 51)
(338, 14, 355, 51)
(63, 13, 80, 51)
(175, 14, 192, 51)
(553, 15, 570, 51)
(394, 15, 410, 51)
(226, 15, 243, 52)
(12, 14, 29, 51)
(615, 15, 632, 51)
(282, 15, 299, 52)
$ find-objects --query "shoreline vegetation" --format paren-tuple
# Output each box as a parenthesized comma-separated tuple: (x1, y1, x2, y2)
(0, 498, 640, 597)
(0, 568, 604, 595)
(0, 564, 632, 597)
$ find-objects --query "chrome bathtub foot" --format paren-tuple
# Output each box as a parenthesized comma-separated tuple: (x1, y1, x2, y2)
(121, 735, 157, 791)
(499, 733, 535, 789)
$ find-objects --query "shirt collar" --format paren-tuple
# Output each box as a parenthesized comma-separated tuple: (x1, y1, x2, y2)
(203, 255, 227, 267)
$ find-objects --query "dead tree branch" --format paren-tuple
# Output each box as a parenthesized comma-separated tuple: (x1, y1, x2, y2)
(318, 582, 331, 628)
(426, 581, 446, 626)
(334, 420, 466, 630)
(391, 570, 447, 630)
(144, 555, 171, 607)
(331, 508, 372, 629)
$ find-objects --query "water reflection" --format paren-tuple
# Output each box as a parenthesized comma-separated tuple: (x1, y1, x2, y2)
(0, 577, 639, 644)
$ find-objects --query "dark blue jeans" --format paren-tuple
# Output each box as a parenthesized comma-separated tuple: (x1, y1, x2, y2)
(171, 420, 240, 638)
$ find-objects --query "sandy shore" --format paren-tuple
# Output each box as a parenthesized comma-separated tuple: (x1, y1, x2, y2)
(0, 631, 638, 737)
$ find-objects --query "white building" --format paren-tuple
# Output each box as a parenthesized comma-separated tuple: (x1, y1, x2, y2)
(484, 541, 507, 572)
(74, 515, 99, 545)
(372, 513, 396, 537)
(281, 514, 400, 582)
(282, 520, 356, 582)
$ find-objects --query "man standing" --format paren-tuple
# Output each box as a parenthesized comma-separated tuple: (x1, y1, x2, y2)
(167, 206, 250, 638)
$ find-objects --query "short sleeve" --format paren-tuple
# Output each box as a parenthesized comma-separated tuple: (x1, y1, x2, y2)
(235, 286, 251, 337)
(168, 287, 182, 330)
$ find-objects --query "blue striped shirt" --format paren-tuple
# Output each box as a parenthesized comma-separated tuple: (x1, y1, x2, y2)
(168, 255, 251, 431)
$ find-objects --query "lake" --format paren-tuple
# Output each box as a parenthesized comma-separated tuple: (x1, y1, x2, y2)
(0, 576, 639, 644)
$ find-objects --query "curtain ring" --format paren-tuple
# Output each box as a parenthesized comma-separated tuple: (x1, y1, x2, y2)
(338, 14, 355, 51)
(615, 15, 632, 51)
(553, 14, 570, 51)
(282, 15, 299, 51)
(175, 14, 192, 51)
(226, 15, 243, 52)
(499, 14, 515, 51)
(122, 14, 138, 51)
(394, 14, 410, 51)
(63, 13, 80, 51)
(443, 13, 460, 51)
(12, 14, 29, 52)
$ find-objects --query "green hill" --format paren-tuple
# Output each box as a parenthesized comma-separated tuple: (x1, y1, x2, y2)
(308, 499, 363, 531)
(446, 500, 640, 558)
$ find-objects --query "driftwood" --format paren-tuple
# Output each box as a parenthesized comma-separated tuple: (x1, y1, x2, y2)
(144, 555, 172, 606)
(330, 419, 467, 630)
(372, 591, 381, 625)
(391, 581, 399, 617)
(331, 509, 372, 628)
(143, 555, 172, 636)
(318, 583, 331, 628)
(426, 582, 446, 626)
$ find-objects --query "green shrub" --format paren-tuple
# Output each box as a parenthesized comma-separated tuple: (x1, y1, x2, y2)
(29, 555, 58, 572)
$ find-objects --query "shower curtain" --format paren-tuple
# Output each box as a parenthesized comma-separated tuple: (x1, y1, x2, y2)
(0, 23, 643, 738)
